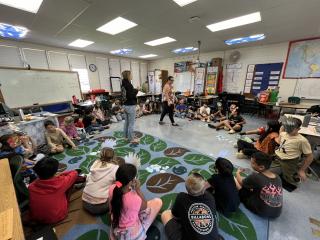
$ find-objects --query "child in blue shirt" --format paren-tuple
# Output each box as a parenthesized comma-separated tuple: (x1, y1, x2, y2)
(175, 99, 188, 119)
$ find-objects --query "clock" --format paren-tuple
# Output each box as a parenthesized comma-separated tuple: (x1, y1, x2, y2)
(89, 64, 97, 72)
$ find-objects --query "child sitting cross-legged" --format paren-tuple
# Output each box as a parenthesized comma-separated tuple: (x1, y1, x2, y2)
(61, 116, 81, 142)
(142, 99, 153, 115)
(44, 120, 77, 153)
(82, 147, 119, 215)
(109, 163, 163, 239)
(161, 173, 224, 240)
(174, 99, 188, 119)
(29, 157, 85, 224)
(236, 120, 281, 159)
(208, 104, 245, 134)
(195, 104, 211, 122)
(206, 158, 240, 217)
(235, 152, 283, 218)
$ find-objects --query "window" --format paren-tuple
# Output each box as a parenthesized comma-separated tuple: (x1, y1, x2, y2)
(72, 68, 90, 92)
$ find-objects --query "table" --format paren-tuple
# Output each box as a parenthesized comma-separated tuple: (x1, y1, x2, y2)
(259, 102, 313, 118)
(0, 159, 25, 240)
(0, 113, 58, 145)
(188, 95, 218, 106)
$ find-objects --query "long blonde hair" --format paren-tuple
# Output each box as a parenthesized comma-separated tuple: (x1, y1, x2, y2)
(122, 70, 132, 81)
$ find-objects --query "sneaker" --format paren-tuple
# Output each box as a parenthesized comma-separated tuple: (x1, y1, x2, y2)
(236, 152, 247, 159)
(229, 129, 236, 134)
(172, 123, 179, 126)
(208, 124, 216, 129)
(239, 132, 246, 135)
(159, 121, 165, 125)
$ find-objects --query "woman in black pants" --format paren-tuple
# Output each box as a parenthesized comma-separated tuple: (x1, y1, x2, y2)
(159, 76, 178, 126)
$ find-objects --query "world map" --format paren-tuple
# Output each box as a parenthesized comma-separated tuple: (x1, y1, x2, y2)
(284, 38, 320, 78)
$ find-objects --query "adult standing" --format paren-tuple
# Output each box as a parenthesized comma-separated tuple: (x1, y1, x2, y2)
(159, 76, 178, 126)
(122, 71, 139, 144)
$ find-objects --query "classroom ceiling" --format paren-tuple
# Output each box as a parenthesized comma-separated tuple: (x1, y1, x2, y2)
(0, 0, 320, 60)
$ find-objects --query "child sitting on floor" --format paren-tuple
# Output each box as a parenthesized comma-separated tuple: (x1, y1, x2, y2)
(82, 147, 119, 215)
(235, 152, 283, 218)
(44, 120, 77, 153)
(237, 120, 281, 159)
(210, 101, 225, 122)
(161, 173, 223, 240)
(83, 109, 108, 134)
(61, 116, 81, 142)
(74, 116, 84, 128)
(196, 104, 211, 122)
(29, 157, 85, 224)
(93, 104, 109, 126)
(186, 106, 197, 120)
(136, 104, 143, 118)
(109, 163, 162, 239)
(142, 99, 153, 115)
(206, 158, 240, 216)
(175, 99, 188, 119)
(111, 100, 125, 122)
(208, 104, 245, 134)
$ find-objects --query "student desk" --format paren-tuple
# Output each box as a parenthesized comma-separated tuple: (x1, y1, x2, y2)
(0, 159, 25, 240)
(284, 114, 320, 150)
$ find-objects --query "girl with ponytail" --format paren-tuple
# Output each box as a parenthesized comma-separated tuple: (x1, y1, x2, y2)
(109, 163, 162, 240)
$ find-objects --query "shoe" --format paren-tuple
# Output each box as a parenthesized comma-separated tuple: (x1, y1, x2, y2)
(224, 126, 229, 131)
(229, 129, 236, 134)
(208, 124, 216, 129)
(159, 121, 165, 125)
(239, 132, 246, 136)
(216, 127, 221, 131)
(233, 143, 238, 148)
(172, 123, 179, 126)
(236, 152, 247, 159)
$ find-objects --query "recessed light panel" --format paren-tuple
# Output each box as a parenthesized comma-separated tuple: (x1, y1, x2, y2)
(96, 17, 137, 35)
(0, 23, 28, 39)
(207, 12, 261, 32)
(139, 54, 158, 58)
(110, 48, 133, 55)
(144, 37, 176, 46)
(172, 0, 197, 7)
(173, 46, 198, 54)
(0, 0, 43, 13)
(225, 34, 266, 45)
(68, 39, 94, 48)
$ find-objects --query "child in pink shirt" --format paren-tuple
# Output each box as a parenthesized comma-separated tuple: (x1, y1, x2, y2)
(109, 164, 162, 240)
(61, 116, 80, 141)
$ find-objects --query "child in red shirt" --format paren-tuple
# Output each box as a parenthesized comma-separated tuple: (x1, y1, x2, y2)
(74, 116, 85, 128)
(29, 157, 79, 224)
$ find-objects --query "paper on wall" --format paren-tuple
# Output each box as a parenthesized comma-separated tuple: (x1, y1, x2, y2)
(254, 77, 262, 80)
(255, 72, 264, 75)
(244, 87, 251, 93)
(252, 86, 260, 90)
(253, 82, 262, 85)
(271, 71, 280, 75)
(246, 72, 253, 80)
(270, 76, 279, 80)
(269, 81, 279, 85)
(247, 64, 255, 73)
(245, 79, 252, 85)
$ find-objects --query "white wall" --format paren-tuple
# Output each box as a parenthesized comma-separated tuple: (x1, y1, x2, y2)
(0, 39, 148, 92)
(149, 42, 319, 104)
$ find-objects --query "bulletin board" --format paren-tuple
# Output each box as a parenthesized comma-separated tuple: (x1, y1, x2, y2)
(244, 63, 283, 95)
(205, 67, 218, 94)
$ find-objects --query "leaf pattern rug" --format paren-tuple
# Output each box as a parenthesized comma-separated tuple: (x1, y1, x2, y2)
(53, 131, 269, 240)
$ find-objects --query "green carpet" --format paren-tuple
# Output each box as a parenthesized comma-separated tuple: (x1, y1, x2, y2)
(53, 131, 268, 240)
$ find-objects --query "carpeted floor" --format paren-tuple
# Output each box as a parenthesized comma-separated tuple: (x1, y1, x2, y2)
(52, 130, 268, 240)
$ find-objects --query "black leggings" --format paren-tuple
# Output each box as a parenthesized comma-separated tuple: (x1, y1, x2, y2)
(237, 139, 259, 157)
(160, 101, 175, 124)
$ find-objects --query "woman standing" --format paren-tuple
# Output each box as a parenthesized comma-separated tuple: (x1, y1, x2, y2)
(122, 71, 139, 144)
(159, 76, 178, 126)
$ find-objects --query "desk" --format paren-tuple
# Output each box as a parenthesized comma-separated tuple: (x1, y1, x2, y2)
(0, 159, 25, 240)
(284, 114, 320, 150)
(188, 95, 218, 106)
(259, 102, 313, 118)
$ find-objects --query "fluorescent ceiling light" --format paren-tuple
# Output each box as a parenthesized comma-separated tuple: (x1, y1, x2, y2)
(225, 34, 265, 45)
(97, 17, 137, 35)
(173, 46, 198, 54)
(172, 0, 197, 7)
(0, 23, 28, 39)
(139, 54, 158, 59)
(144, 37, 176, 46)
(110, 48, 133, 55)
(68, 39, 94, 48)
(0, 0, 43, 13)
(207, 12, 261, 32)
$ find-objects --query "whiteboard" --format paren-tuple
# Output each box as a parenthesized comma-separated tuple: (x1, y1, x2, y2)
(174, 72, 193, 92)
(0, 68, 82, 108)
(294, 79, 320, 99)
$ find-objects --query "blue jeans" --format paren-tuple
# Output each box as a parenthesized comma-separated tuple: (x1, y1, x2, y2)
(123, 105, 136, 141)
